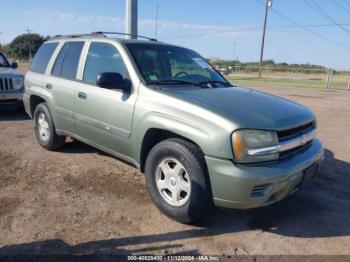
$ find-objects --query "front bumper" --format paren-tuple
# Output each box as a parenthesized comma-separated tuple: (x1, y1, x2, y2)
(0, 91, 24, 107)
(206, 138, 324, 209)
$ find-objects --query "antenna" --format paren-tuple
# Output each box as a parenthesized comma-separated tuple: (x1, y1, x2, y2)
(155, 2, 159, 40)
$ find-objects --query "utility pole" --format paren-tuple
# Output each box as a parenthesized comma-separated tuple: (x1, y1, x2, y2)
(259, 0, 272, 78)
(125, 0, 138, 39)
(25, 28, 33, 60)
(326, 69, 334, 89)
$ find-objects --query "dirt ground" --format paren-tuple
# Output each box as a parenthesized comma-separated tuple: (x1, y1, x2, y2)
(0, 85, 349, 257)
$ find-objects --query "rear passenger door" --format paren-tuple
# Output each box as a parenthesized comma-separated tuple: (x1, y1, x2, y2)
(73, 41, 137, 159)
(49, 41, 85, 134)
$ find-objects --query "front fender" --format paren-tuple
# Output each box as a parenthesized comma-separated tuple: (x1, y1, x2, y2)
(132, 111, 233, 163)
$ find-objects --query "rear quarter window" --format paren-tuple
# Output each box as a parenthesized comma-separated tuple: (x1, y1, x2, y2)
(30, 42, 59, 73)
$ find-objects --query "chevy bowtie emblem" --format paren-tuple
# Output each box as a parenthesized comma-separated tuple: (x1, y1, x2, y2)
(300, 134, 307, 145)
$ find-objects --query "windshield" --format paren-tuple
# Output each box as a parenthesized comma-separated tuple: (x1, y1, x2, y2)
(0, 53, 10, 68)
(126, 43, 230, 87)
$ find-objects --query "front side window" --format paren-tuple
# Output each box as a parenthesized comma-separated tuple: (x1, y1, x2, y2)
(30, 42, 58, 73)
(51, 41, 84, 79)
(0, 53, 10, 67)
(83, 42, 128, 85)
(126, 43, 229, 87)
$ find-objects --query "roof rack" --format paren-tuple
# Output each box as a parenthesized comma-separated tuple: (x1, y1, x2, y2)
(50, 33, 105, 39)
(50, 32, 158, 41)
(91, 32, 157, 41)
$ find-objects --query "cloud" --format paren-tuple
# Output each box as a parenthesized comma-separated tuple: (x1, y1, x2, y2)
(50, 13, 124, 27)
(48, 13, 258, 39)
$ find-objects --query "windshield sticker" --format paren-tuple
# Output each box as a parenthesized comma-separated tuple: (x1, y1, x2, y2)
(192, 57, 211, 69)
(148, 74, 158, 81)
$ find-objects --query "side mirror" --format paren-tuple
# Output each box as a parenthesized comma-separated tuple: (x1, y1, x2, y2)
(96, 72, 131, 93)
(11, 62, 18, 69)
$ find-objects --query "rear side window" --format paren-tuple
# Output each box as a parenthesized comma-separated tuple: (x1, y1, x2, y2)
(51, 41, 84, 79)
(30, 42, 58, 73)
(51, 44, 67, 76)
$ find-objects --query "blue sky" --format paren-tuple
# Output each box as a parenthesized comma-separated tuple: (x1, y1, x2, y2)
(1, 0, 349, 69)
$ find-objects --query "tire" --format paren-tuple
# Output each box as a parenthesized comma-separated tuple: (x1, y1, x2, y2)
(145, 138, 212, 223)
(33, 102, 66, 150)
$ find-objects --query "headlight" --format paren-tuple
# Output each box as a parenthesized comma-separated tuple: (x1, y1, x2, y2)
(12, 76, 24, 90)
(232, 129, 279, 163)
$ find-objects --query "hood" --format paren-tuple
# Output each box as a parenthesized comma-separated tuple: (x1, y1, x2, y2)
(0, 67, 23, 77)
(163, 86, 315, 131)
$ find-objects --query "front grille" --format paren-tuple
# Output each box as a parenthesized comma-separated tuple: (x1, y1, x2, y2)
(277, 121, 316, 159)
(0, 78, 14, 91)
(279, 140, 312, 159)
(277, 121, 315, 142)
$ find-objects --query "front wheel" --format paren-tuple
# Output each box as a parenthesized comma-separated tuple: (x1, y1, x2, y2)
(145, 138, 212, 223)
(33, 102, 66, 150)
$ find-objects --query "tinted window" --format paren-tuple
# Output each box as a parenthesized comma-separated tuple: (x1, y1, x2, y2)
(61, 42, 84, 79)
(30, 43, 58, 73)
(127, 43, 227, 85)
(51, 44, 68, 76)
(52, 42, 84, 79)
(0, 53, 10, 67)
(83, 42, 128, 84)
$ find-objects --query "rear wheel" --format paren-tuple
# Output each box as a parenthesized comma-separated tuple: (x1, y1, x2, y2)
(145, 138, 212, 223)
(33, 103, 65, 150)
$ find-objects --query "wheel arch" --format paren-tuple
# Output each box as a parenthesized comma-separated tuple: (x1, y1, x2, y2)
(139, 128, 205, 173)
(29, 95, 47, 117)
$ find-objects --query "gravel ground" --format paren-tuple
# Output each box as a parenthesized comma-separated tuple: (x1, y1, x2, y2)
(0, 85, 349, 256)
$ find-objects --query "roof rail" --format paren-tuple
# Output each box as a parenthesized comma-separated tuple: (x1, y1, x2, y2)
(92, 32, 157, 41)
(50, 32, 105, 39)
(50, 32, 157, 41)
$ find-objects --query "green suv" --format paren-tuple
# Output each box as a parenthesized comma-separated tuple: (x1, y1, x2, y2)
(23, 32, 324, 223)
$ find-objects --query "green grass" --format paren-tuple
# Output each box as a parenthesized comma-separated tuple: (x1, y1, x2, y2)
(227, 75, 348, 90)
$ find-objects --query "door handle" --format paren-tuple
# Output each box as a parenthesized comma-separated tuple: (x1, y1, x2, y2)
(78, 92, 87, 99)
(45, 83, 53, 89)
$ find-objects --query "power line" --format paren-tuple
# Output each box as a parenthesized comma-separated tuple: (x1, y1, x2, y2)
(302, 0, 350, 36)
(333, 0, 350, 14)
(162, 26, 261, 39)
(162, 23, 350, 40)
(161, 0, 350, 45)
(261, 1, 350, 48)
(274, 23, 350, 29)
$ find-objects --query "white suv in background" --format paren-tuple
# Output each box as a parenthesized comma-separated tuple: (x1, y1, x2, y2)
(0, 52, 24, 109)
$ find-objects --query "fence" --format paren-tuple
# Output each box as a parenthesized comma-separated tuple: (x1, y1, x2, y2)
(215, 66, 350, 90)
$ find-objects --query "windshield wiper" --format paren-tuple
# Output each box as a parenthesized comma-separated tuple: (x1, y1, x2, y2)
(149, 79, 204, 88)
(199, 80, 233, 87)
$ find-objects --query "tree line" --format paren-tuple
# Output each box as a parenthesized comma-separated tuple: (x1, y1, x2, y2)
(0, 33, 347, 73)
(208, 58, 327, 71)
(0, 33, 49, 61)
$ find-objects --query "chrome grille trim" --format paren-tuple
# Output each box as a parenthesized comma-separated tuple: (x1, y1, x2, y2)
(247, 129, 317, 156)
